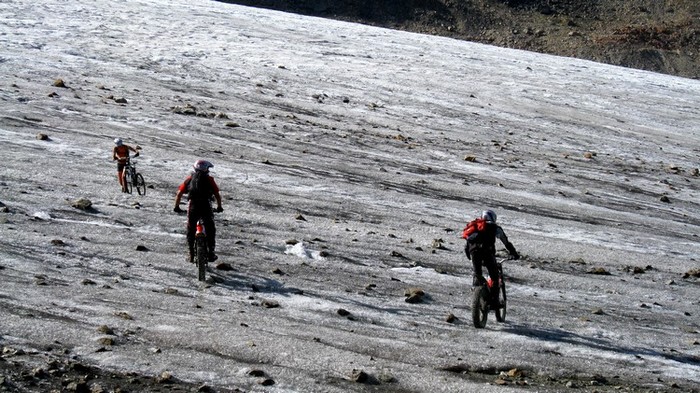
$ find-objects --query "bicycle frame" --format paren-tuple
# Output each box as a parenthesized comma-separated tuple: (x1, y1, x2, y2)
(121, 158, 134, 183)
(195, 219, 206, 237)
(120, 157, 146, 195)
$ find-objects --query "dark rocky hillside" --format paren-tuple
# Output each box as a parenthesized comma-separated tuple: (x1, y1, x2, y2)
(220, 0, 700, 79)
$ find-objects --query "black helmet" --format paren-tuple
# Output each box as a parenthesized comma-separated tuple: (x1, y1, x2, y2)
(193, 159, 214, 172)
(481, 209, 497, 223)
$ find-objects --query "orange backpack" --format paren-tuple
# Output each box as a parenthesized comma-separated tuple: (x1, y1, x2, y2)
(462, 217, 487, 240)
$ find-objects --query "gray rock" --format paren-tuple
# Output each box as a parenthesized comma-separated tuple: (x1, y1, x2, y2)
(71, 198, 92, 210)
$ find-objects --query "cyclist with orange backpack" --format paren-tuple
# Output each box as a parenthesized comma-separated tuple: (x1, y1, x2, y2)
(463, 210, 519, 304)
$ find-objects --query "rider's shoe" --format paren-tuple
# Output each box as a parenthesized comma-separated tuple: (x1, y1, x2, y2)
(208, 253, 218, 262)
(472, 275, 485, 287)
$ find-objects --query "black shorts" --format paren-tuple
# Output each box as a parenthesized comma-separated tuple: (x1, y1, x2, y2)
(117, 162, 126, 171)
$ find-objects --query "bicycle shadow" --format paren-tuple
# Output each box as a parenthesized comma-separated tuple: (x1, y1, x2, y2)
(207, 269, 305, 297)
(501, 323, 700, 367)
(206, 269, 431, 319)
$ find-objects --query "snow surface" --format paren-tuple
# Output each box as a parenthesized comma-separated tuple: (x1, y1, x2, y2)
(1, 0, 699, 391)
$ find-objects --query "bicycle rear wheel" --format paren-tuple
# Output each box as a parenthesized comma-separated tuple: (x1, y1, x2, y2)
(495, 280, 507, 322)
(195, 235, 207, 281)
(135, 173, 146, 196)
(471, 286, 489, 328)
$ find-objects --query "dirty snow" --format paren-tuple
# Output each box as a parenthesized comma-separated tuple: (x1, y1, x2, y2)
(0, 0, 699, 392)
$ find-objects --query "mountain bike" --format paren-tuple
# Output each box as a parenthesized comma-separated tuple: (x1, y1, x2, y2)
(193, 219, 208, 281)
(122, 155, 146, 195)
(471, 259, 507, 328)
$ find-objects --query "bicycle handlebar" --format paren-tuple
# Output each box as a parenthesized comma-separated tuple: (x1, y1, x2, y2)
(115, 152, 139, 161)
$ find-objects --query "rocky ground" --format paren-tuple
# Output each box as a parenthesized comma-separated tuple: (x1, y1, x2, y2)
(221, 0, 700, 79)
(0, 344, 222, 393)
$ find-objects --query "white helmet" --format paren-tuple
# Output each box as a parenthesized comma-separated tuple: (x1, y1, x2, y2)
(193, 159, 213, 172)
(114, 138, 123, 146)
(482, 209, 497, 223)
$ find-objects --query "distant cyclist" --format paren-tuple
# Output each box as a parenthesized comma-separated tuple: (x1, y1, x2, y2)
(112, 138, 139, 193)
(174, 160, 223, 263)
(464, 210, 519, 306)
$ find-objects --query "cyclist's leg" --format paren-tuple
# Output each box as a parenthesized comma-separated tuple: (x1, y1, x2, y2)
(122, 168, 128, 192)
(186, 207, 199, 262)
(117, 162, 126, 190)
(202, 213, 216, 260)
(471, 249, 486, 286)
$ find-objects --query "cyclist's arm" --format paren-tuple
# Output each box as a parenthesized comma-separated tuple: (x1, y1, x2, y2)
(210, 177, 223, 210)
(496, 226, 519, 258)
(174, 189, 184, 209)
(174, 178, 190, 209)
(213, 190, 222, 210)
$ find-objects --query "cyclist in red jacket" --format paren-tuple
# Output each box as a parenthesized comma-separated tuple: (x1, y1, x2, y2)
(173, 160, 223, 263)
(112, 138, 139, 192)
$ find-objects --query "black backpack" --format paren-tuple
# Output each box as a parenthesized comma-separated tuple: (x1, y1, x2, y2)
(187, 171, 213, 203)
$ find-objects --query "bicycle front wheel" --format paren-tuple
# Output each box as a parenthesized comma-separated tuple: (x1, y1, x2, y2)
(471, 286, 489, 328)
(135, 173, 146, 196)
(495, 280, 507, 323)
